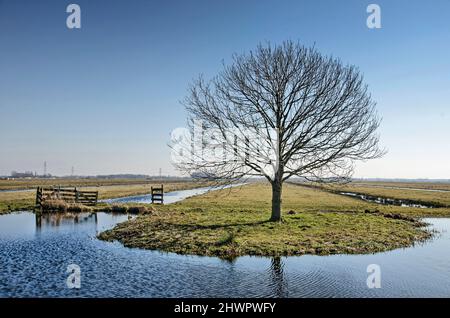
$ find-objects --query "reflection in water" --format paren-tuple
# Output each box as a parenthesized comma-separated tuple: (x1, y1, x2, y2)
(269, 257, 288, 297)
(1, 213, 450, 297)
(35, 213, 41, 228)
(35, 212, 98, 229)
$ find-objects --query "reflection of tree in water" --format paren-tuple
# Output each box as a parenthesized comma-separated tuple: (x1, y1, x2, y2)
(35, 212, 97, 228)
(269, 257, 288, 297)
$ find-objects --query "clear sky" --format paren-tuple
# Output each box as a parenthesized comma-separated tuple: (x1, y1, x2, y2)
(0, 0, 449, 178)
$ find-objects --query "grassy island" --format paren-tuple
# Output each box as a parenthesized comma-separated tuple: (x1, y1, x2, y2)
(98, 183, 444, 258)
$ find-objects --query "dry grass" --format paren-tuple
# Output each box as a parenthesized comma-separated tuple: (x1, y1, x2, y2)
(40, 199, 93, 213)
(0, 191, 35, 214)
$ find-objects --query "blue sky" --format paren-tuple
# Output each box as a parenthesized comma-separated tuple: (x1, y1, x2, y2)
(0, 0, 449, 178)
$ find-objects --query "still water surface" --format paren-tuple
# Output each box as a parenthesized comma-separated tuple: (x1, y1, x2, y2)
(1, 210, 449, 297)
(103, 184, 244, 205)
(339, 192, 436, 208)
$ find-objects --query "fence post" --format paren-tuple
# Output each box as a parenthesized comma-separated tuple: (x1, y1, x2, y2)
(151, 185, 164, 204)
(151, 186, 154, 204)
(36, 187, 40, 206)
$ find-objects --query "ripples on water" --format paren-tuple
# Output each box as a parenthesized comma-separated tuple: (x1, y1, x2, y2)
(0, 212, 450, 297)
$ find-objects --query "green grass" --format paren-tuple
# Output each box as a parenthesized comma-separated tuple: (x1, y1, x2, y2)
(98, 183, 436, 258)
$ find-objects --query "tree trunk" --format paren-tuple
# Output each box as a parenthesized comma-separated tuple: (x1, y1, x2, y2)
(270, 180, 282, 221)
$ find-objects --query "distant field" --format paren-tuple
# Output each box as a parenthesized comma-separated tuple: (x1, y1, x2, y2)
(2, 178, 450, 216)
(0, 178, 193, 191)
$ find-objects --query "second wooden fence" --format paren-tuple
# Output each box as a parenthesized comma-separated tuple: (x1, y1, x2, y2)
(36, 186, 99, 208)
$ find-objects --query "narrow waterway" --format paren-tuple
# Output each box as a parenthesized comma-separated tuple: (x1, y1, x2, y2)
(103, 183, 245, 205)
(339, 192, 439, 208)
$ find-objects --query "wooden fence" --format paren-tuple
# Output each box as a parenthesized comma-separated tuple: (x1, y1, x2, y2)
(151, 185, 164, 204)
(36, 186, 98, 208)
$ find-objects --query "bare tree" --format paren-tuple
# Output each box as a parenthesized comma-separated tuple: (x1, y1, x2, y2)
(173, 41, 384, 221)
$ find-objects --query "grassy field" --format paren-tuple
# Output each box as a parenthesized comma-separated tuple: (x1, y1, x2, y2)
(0, 180, 206, 214)
(98, 182, 440, 258)
(0, 178, 191, 191)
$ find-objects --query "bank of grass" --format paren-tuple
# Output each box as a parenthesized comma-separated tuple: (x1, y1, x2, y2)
(0, 181, 207, 213)
(41, 200, 94, 213)
(98, 183, 435, 258)
(0, 191, 35, 214)
(37, 199, 154, 214)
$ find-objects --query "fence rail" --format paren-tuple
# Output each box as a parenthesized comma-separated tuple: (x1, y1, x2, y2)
(36, 186, 98, 208)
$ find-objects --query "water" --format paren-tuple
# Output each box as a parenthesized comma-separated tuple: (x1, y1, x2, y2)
(339, 192, 438, 208)
(0, 189, 34, 193)
(103, 183, 245, 205)
(1, 211, 450, 297)
(354, 185, 450, 193)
